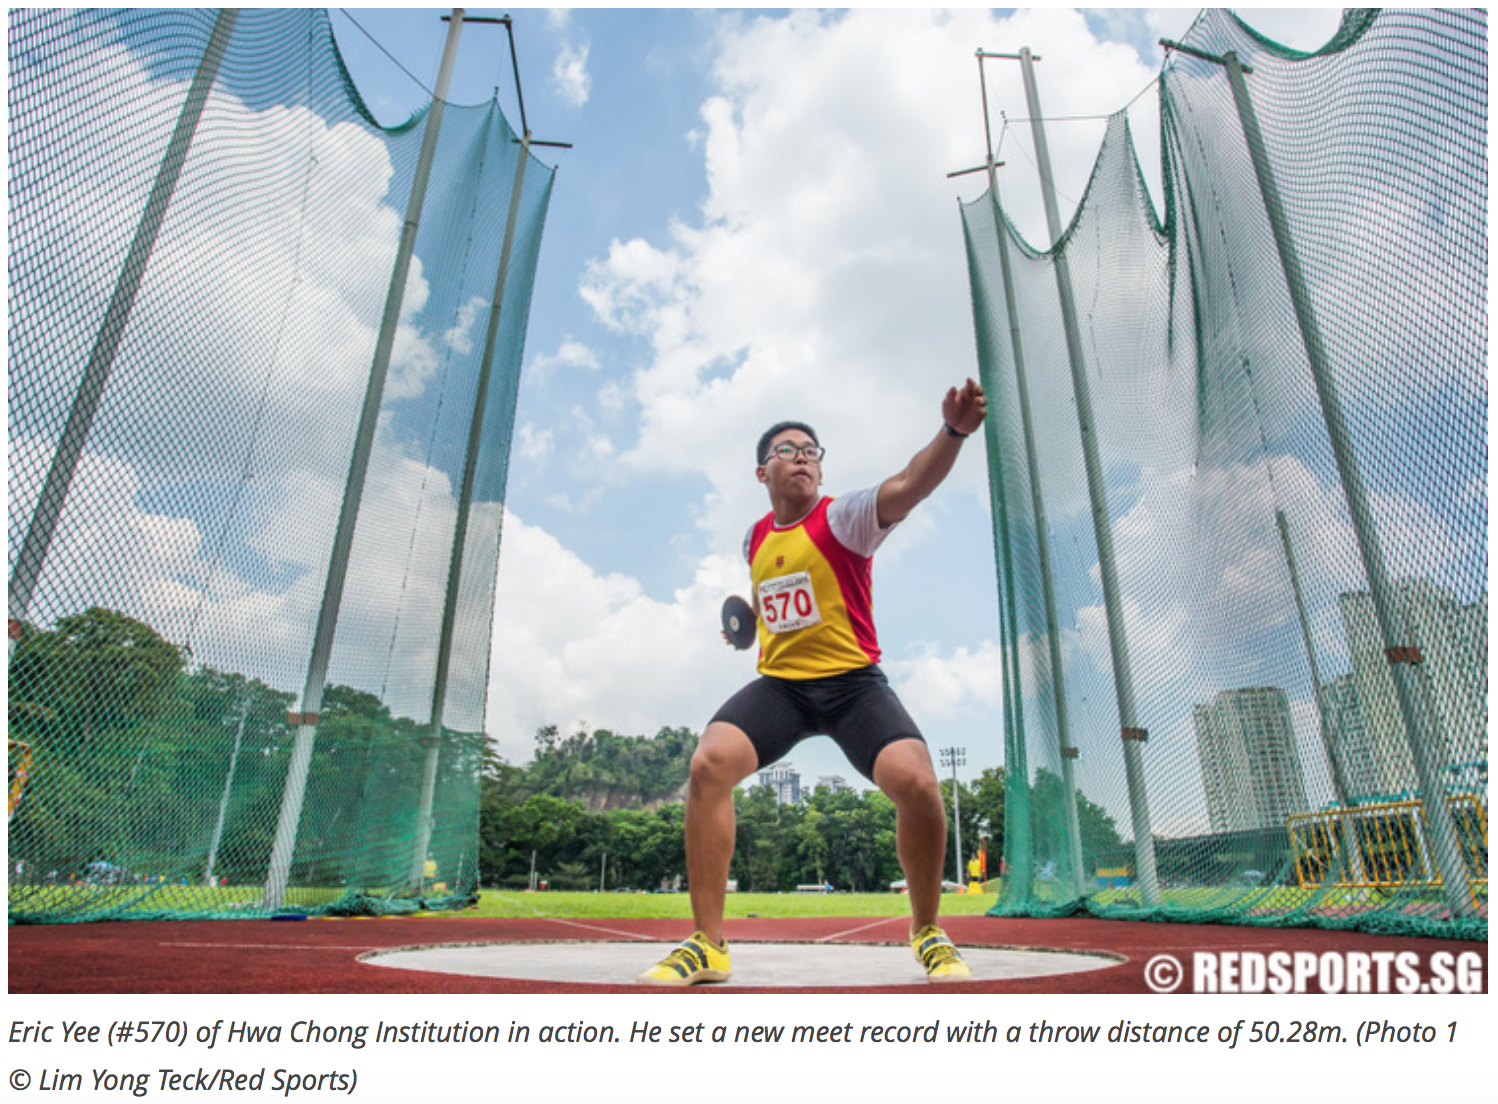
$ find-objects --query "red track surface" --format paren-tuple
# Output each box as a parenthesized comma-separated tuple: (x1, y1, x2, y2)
(9, 915, 1486, 994)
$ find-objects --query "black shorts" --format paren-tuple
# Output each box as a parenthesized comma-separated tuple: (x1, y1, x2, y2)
(709, 665, 924, 782)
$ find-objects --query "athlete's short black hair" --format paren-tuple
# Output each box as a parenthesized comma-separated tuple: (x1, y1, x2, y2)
(757, 421, 819, 465)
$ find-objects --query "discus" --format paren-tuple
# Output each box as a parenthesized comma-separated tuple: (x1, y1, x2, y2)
(721, 595, 756, 650)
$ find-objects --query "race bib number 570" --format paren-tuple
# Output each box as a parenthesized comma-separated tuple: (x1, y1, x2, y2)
(758, 572, 822, 634)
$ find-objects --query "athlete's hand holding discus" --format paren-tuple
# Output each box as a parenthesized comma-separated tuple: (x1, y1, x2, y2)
(721, 595, 757, 650)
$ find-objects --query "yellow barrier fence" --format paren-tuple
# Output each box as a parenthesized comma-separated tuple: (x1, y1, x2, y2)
(1288, 794, 1487, 907)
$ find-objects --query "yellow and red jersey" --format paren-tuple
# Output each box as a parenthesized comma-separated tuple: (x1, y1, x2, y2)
(746, 490, 892, 679)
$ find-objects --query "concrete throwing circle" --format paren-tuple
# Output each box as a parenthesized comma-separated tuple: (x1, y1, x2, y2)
(360, 941, 1122, 987)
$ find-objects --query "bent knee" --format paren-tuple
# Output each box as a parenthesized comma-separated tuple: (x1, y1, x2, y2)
(887, 771, 943, 811)
(876, 756, 942, 810)
(690, 725, 757, 792)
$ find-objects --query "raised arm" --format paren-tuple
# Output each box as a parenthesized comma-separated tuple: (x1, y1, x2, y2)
(875, 378, 988, 528)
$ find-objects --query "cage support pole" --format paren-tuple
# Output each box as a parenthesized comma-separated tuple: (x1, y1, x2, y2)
(974, 54, 1086, 895)
(264, 9, 467, 910)
(409, 131, 531, 892)
(995, 46, 1158, 904)
(8, 9, 239, 657)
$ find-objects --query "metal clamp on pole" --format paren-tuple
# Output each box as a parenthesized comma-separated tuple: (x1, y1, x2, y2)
(1159, 38, 1254, 73)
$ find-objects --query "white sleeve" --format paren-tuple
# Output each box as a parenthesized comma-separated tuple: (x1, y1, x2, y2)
(827, 486, 895, 557)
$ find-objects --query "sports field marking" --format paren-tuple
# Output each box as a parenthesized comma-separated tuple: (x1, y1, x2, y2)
(161, 942, 376, 951)
(530, 917, 656, 941)
(816, 916, 904, 942)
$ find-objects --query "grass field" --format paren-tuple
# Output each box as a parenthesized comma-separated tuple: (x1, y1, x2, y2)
(12, 881, 1473, 922)
(471, 889, 1001, 920)
(466, 883, 1476, 920)
(6, 885, 999, 921)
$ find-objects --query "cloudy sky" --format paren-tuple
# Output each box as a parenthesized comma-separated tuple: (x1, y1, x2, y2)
(323, 8, 1348, 787)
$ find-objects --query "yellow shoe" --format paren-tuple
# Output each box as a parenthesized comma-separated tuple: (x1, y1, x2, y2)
(911, 925, 971, 981)
(637, 932, 732, 986)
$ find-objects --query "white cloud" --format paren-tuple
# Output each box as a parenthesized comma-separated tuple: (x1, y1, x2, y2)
(443, 296, 487, 356)
(516, 424, 554, 463)
(551, 42, 591, 108)
(8, 46, 441, 501)
(21, 7, 1423, 806)
(485, 513, 751, 763)
(1219, 10, 1346, 51)
(571, 9, 1164, 560)
(886, 641, 1006, 722)
(527, 337, 601, 382)
(10, 420, 488, 718)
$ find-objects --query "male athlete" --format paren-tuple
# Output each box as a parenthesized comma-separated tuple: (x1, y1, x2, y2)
(639, 378, 988, 985)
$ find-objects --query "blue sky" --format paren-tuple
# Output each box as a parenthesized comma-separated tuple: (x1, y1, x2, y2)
(328, 8, 1347, 788)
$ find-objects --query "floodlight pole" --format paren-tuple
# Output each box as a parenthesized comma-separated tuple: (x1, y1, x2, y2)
(983, 47, 1159, 905)
(8, 8, 239, 659)
(1161, 39, 1472, 918)
(409, 14, 572, 893)
(940, 747, 966, 890)
(263, 8, 467, 911)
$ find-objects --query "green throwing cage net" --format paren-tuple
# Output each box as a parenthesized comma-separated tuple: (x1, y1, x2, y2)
(8, 9, 554, 921)
(962, 9, 1485, 939)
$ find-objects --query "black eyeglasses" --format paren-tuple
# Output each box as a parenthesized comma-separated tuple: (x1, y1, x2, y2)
(764, 442, 825, 464)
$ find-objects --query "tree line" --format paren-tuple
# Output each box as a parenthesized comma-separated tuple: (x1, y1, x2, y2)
(481, 724, 1123, 893)
(8, 607, 481, 891)
(8, 606, 1123, 897)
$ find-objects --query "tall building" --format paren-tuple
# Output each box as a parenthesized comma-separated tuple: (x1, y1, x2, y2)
(1317, 673, 1378, 801)
(757, 762, 801, 805)
(1337, 580, 1484, 797)
(1194, 687, 1310, 833)
(815, 775, 850, 795)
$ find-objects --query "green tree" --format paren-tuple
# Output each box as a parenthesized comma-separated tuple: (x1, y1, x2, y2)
(1028, 767, 1124, 878)
(598, 805, 682, 890)
(731, 784, 792, 891)
(8, 608, 192, 876)
(178, 666, 294, 885)
(807, 787, 891, 891)
(10, 607, 188, 752)
(969, 765, 1006, 860)
(796, 807, 831, 885)
(525, 724, 693, 808)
